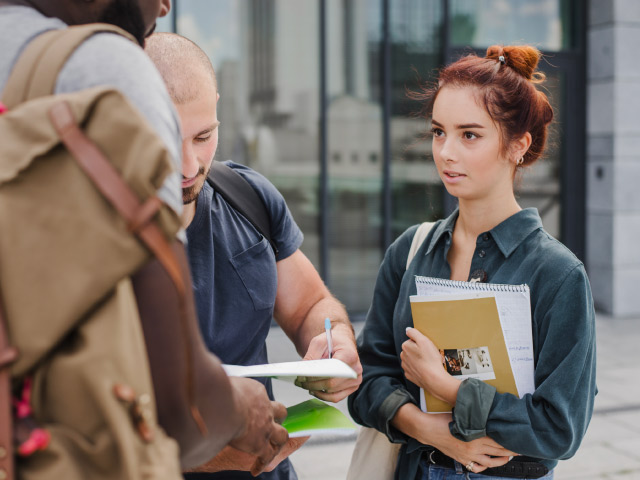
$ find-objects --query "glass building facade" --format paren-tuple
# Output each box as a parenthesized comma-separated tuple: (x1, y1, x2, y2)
(158, 0, 585, 319)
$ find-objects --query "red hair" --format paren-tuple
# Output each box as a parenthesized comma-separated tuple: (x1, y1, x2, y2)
(415, 45, 554, 166)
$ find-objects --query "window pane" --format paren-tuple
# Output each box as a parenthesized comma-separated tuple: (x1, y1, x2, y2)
(154, 14, 172, 33)
(175, 0, 322, 268)
(326, 0, 384, 314)
(390, 0, 444, 240)
(450, 0, 574, 51)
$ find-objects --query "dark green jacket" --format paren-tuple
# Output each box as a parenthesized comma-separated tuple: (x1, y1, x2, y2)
(348, 208, 597, 479)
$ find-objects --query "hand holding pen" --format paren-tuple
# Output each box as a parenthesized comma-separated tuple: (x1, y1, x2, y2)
(296, 316, 363, 403)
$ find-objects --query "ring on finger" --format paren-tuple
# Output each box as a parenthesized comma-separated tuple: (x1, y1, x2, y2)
(465, 461, 475, 472)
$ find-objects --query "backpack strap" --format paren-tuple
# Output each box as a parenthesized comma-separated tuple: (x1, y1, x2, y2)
(207, 161, 278, 256)
(48, 100, 207, 435)
(1, 23, 135, 108)
(0, 293, 18, 480)
(406, 221, 436, 270)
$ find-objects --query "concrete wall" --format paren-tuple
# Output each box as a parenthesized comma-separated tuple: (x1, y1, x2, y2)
(587, 0, 640, 316)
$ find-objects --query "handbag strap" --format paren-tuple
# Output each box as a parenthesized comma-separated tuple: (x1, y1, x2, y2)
(406, 221, 436, 270)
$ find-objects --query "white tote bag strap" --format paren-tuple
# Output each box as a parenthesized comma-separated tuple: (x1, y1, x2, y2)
(406, 221, 435, 270)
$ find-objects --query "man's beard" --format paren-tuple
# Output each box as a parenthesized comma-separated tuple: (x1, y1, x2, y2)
(182, 163, 211, 205)
(99, 0, 149, 47)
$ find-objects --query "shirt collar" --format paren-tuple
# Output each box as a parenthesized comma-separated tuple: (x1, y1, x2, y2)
(491, 208, 543, 257)
(424, 208, 543, 258)
(425, 210, 457, 255)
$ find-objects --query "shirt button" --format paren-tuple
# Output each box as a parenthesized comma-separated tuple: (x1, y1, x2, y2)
(483, 234, 489, 241)
(479, 250, 486, 258)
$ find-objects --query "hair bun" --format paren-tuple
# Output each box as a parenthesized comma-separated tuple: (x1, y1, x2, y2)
(486, 45, 543, 81)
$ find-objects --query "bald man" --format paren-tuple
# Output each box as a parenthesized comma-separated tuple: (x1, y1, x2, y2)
(146, 33, 363, 480)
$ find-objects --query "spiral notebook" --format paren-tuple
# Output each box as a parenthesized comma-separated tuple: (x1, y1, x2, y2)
(411, 276, 535, 412)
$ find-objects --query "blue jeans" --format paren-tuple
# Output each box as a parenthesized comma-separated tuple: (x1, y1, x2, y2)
(419, 459, 554, 480)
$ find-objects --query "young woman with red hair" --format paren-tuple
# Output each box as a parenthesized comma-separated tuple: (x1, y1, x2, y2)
(348, 45, 596, 480)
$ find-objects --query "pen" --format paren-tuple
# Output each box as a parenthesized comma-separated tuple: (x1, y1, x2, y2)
(324, 317, 333, 359)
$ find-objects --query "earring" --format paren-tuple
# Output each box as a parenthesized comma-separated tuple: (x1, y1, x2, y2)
(516, 156, 524, 166)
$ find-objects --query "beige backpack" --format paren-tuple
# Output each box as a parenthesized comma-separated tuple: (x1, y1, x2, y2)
(0, 24, 194, 480)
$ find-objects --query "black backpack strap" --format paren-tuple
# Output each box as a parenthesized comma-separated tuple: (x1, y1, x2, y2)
(207, 161, 278, 256)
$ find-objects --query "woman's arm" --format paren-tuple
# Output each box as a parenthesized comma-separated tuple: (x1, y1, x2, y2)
(400, 264, 597, 461)
(391, 404, 515, 473)
(479, 265, 597, 460)
(347, 228, 417, 439)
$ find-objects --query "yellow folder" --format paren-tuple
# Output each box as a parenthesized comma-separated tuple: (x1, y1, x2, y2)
(410, 295, 518, 413)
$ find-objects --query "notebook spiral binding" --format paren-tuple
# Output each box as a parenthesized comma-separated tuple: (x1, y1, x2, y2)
(414, 276, 529, 293)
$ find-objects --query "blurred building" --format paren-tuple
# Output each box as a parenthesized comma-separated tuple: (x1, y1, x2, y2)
(158, 0, 640, 317)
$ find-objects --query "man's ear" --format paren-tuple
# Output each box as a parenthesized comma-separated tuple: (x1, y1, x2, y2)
(160, 0, 171, 18)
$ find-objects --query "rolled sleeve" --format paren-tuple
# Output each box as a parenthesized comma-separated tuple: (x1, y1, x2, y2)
(379, 389, 415, 442)
(449, 378, 496, 441)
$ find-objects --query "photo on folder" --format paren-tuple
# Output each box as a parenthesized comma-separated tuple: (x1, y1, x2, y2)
(441, 346, 496, 381)
(409, 295, 518, 413)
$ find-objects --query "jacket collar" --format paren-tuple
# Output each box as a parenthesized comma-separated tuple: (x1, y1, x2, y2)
(425, 208, 543, 258)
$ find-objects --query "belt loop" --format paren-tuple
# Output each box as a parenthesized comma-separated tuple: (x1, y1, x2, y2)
(454, 460, 464, 474)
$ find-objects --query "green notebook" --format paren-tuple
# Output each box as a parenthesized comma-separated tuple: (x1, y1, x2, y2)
(282, 398, 357, 438)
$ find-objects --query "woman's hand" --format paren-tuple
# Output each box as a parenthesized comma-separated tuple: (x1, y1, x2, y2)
(401, 327, 459, 405)
(427, 414, 516, 473)
(392, 405, 516, 474)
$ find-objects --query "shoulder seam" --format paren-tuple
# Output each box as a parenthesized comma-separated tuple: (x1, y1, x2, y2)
(535, 262, 585, 326)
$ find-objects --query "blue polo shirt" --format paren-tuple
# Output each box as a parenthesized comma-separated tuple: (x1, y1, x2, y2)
(185, 161, 303, 480)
